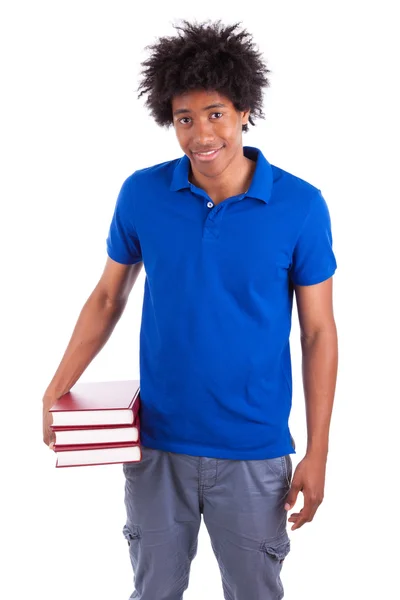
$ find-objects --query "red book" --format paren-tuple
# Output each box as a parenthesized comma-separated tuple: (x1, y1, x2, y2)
(49, 380, 140, 427)
(52, 419, 140, 446)
(53, 441, 142, 468)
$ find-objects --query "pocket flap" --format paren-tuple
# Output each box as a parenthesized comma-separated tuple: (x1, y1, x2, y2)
(262, 531, 291, 562)
(122, 523, 141, 545)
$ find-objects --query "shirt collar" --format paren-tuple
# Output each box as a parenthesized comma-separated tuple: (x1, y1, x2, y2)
(170, 145, 273, 204)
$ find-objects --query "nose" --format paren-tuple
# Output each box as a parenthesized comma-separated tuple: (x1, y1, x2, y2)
(192, 118, 216, 147)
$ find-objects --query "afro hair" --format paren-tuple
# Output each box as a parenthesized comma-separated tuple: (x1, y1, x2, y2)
(137, 20, 271, 132)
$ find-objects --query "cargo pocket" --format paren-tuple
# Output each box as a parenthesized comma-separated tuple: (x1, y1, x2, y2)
(123, 523, 141, 571)
(123, 523, 141, 547)
(260, 531, 290, 598)
(262, 531, 291, 564)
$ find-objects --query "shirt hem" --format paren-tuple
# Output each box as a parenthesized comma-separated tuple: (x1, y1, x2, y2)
(140, 433, 296, 460)
(291, 266, 337, 287)
(106, 248, 142, 266)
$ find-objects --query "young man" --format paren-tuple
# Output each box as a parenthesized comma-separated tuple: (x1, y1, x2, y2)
(43, 21, 338, 600)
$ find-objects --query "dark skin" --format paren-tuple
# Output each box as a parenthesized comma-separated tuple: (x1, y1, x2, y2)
(286, 278, 338, 530)
(44, 90, 338, 533)
(171, 89, 256, 204)
(172, 89, 338, 531)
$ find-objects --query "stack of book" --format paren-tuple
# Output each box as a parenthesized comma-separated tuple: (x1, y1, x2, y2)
(49, 380, 142, 468)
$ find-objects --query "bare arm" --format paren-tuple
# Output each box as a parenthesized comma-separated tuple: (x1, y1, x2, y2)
(285, 277, 338, 530)
(295, 276, 338, 458)
(42, 258, 143, 445)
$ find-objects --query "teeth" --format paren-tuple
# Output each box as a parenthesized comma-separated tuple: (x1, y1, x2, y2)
(196, 149, 220, 155)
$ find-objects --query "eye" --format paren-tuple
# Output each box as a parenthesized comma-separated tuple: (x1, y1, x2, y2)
(178, 117, 191, 125)
(211, 112, 223, 119)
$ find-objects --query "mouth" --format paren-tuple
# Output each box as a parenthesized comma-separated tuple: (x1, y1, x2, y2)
(191, 146, 224, 162)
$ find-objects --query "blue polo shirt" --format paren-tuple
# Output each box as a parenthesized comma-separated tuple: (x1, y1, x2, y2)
(106, 146, 337, 459)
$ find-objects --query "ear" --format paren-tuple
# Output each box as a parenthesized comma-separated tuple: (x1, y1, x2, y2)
(241, 108, 250, 126)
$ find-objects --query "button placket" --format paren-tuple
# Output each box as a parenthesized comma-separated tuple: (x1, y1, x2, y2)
(206, 200, 216, 223)
(203, 199, 225, 238)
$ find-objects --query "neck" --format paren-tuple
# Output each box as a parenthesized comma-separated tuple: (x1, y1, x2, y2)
(189, 147, 256, 205)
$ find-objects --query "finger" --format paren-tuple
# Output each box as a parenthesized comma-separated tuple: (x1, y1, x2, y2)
(285, 483, 301, 510)
(301, 491, 322, 518)
(291, 501, 319, 530)
(48, 424, 55, 443)
(290, 508, 305, 529)
(288, 513, 301, 522)
(291, 514, 310, 530)
(300, 489, 315, 517)
(292, 509, 312, 529)
(290, 496, 312, 530)
(49, 432, 56, 450)
(306, 503, 320, 523)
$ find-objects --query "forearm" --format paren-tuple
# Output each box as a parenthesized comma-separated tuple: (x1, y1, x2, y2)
(301, 325, 338, 458)
(43, 292, 125, 402)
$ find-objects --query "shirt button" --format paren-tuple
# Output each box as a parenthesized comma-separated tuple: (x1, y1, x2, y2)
(207, 201, 213, 208)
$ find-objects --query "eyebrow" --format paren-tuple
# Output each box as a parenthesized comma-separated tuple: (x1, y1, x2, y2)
(173, 102, 227, 116)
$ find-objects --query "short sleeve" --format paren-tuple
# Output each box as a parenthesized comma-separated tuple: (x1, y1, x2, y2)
(290, 189, 337, 286)
(106, 175, 142, 265)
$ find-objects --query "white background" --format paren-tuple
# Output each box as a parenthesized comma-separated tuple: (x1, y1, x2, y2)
(1, 1, 399, 598)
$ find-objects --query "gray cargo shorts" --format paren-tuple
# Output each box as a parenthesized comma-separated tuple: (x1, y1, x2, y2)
(122, 445, 293, 600)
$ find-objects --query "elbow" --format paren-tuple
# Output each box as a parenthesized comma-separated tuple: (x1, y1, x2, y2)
(300, 321, 338, 346)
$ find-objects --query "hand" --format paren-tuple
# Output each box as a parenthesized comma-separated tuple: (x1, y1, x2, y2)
(284, 453, 326, 531)
(42, 395, 57, 450)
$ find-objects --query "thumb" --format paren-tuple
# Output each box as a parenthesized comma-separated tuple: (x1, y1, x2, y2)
(48, 428, 56, 451)
(284, 483, 300, 511)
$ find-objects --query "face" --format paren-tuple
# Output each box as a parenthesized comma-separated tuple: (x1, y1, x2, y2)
(171, 89, 250, 177)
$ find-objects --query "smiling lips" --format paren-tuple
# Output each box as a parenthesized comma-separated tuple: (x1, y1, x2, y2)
(192, 146, 223, 161)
